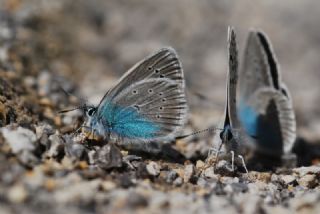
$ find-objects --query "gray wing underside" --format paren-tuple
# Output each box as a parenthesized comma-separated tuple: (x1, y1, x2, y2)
(239, 31, 275, 102)
(110, 78, 188, 140)
(105, 47, 184, 100)
(225, 26, 240, 129)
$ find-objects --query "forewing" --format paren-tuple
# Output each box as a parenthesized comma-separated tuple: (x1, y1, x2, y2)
(105, 47, 184, 101)
(239, 30, 273, 102)
(256, 31, 281, 90)
(226, 26, 240, 129)
(97, 78, 187, 141)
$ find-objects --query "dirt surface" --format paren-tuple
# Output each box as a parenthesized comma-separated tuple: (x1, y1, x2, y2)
(1, 1, 320, 213)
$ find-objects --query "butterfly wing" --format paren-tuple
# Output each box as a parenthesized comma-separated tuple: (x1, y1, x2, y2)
(239, 30, 274, 103)
(104, 47, 184, 101)
(226, 26, 240, 129)
(239, 88, 296, 156)
(238, 30, 296, 156)
(96, 48, 187, 141)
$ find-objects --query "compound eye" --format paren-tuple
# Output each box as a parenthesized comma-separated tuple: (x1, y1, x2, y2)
(87, 107, 96, 116)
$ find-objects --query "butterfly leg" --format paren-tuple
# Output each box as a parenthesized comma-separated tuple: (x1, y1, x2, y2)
(211, 140, 224, 170)
(228, 151, 235, 172)
(238, 155, 248, 173)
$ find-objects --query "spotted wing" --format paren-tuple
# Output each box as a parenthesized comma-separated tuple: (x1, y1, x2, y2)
(105, 47, 184, 101)
(97, 78, 187, 141)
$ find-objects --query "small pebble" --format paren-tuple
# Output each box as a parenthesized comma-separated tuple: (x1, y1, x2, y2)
(279, 175, 296, 185)
(183, 164, 195, 183)
(297, 174, 317, 188)
(1, 127, 36, 153)
(146, 161, 161, 176)
(165, 170, 178, 183)
(8, 185, 28, 203)
(293, 166, 320, 177)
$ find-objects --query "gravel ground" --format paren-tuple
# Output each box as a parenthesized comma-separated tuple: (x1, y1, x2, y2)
(1, 1, 320, 213)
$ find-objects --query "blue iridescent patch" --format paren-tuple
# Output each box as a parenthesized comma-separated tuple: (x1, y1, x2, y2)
(239, 101, 258, 137)
(99, 101, 160, 139)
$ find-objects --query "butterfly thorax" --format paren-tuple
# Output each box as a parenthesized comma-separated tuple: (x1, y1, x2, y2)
(84, 111, 111, 141)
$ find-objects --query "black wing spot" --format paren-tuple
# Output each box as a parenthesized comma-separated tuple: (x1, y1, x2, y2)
(160, 74, 165, 78)
(132, 90, 138, 94)
(159, 92, 163, 96)
(159, 106, 164, 110)
(156, 115, 161, 118)
(155, 69, 160, 74)
(133, 105, 140, 111)
(148, 89, 153, 93)
(162, 98, 166, 102)
(148, 66, 153, 71)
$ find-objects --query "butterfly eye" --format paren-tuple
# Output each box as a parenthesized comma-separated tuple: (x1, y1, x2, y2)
(87, 108, 96, 116)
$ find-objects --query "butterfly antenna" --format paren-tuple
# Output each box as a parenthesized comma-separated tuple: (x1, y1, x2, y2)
(176, 127, 223, 140)
(58, 84, 88, 105)
(58, 106, 86, 114)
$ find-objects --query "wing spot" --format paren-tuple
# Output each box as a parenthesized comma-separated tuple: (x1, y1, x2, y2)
(156, 115, 161, 119)
(160, 74, 165, 78)
(159, 106, 164, 110)
(132, 90, 138, 94)
(148, 66, 153, 71)
(159, 92, 163, 96)
(148, 89, 153, 93)
(133, 105, 140, 111)
(155, 69, 160, 74)
(162, 98, 166, 102)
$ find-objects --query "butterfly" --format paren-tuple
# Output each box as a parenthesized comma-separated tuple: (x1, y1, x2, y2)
(238, 29, 296, 158)
(211, 27, 296, 171)
(211, 27, 248, 172)
(81, 47, 188, 147)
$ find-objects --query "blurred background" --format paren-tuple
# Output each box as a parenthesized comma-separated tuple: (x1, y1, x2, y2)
(2, 0, 320, 141)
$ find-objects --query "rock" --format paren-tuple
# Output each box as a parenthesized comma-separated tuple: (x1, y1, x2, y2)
(8, 185, 28, 203)
(65, 141, 87, 161)
(290, 192, 320, 213)
(1, 127, 36, 153)
(94, 144, 123, 170)
(165, 170, 178, 183)
(214, 160, 234, 176)
(279, 175, 296, 185)
(183, 164, 195, 183)
(53, 180, 100, 204)
(196, 160, 205, 169)
(293, 166, 320, 177)
(127, 191, 149, 208)
(146, 161, 161, 176)
(297, 174, 317, 188)
(173, 177, 183, 186)
(100, 181, 117, 191)
(203, 166, 217, 179)
(224, 183, 248, 194)
(46, 134, 65, 160)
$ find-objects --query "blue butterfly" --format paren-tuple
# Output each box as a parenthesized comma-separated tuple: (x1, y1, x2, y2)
(82, 47, 188, 146)
(212, 27, 296, 171)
